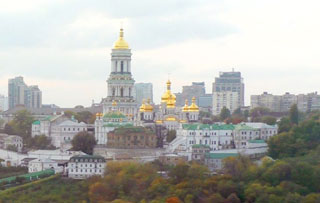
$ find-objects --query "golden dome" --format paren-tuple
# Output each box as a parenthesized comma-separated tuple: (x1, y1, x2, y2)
(112, 100, 117, 106)
(182, 99, 189, 112)
(113, 28, 129, 49)
(144, 98, 154, 112)
(166, 98, 175, 109)
(188, 96, 199, 112)
(139, 99, 146, 112)
(165, 116, 178, 121)
(161, 79, 176, 104)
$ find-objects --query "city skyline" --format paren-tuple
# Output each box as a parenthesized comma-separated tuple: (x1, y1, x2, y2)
(0, 0, 319, 107)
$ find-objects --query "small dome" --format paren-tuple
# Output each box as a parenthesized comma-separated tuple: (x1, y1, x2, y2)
(113, 28, 129, 49)
(144, 99, 154, 112)
(188, 96, 199, 112)
(139, 99, 146, 112)
(182, 99, 189, 112)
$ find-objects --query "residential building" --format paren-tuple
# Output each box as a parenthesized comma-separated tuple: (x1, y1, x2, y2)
(0, 95, 8, 112)
(212, 71, 244, 115)
(212, 91, 239, 115)
(0, 134, 23, 152)
(134, 83, 153, 106)
(251, 92, 320, 113)
(28, 158, 60, 173)
(67, 155, 106, 179)
(8, 76, 42, 109)
(175, 82, 206, 107)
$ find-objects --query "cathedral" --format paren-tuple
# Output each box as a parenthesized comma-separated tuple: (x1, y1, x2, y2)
(95, 28, 200, 146)
(138, 80, 200, 130)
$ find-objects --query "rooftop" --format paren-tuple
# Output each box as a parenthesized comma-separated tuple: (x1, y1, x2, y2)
(205, 153, 238, 159)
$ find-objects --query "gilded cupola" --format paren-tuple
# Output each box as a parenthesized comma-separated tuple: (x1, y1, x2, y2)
(114, 28, 129, 49)
(182, 99, 189, 112)
(188, 96, 199, 112)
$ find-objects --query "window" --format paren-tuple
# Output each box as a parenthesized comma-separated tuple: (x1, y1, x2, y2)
(120, 88, 124, 97)
(121, 61, 124, 73)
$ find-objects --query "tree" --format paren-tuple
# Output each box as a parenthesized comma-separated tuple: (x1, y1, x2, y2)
(261, 116, 277, 125)
(75, 111, 94, 124)
(278, 117, 292, 133)
(71, 132, 96, 154)
(289, 104, 299, 125)
(220, 107, 231, 121)
(11, 110, 34, 139)
(4, 123, 15, 135)
(27, 135, 54, 150)
(166, 130, 176, 142)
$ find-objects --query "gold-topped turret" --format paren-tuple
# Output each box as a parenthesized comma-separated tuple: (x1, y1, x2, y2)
(144, 98, 154, 112)
(113, 28, 129, 49)
(188, 96, 199, 112)
(139, 99, 146, 112)
(182, 99, 189, 112)
(112, 100, 117, 106)
(161, 79, 176, 104)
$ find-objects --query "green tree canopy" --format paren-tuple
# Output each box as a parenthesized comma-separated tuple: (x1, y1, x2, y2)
(290, 104, 299, 125)
(220, 107, 231, 121)
(71, 131, 96, 154)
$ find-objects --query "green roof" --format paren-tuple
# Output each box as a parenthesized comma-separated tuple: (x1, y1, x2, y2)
(205, 153, 238, 159)
(248, 139, 266, 144)
(182, 123, 235, 130)
(32, 120, 40, 125)
(192, 144, 210, 149)
(103, 123, 133, 128)
(0, 169, 55, 184)
(234, 124, 257, 131)
(103, 112, 127, 119)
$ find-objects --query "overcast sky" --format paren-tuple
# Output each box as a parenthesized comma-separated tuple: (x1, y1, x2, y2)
(0, 0, 319, 107)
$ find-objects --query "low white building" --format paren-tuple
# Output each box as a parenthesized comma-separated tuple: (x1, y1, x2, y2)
(28, 149, 86, 161)
(28, 158, 60, 173)
(168, 122, 278, 154)
(0, 134, 23, 152)
(32, 115, 89, 149)
(68, 155, 106, 179)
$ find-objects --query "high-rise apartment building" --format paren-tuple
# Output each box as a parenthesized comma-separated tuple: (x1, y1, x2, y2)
(175, 82, 206, 106)
(8, 76, 42, 109)
(134, 83, 153, 106)
(0, 95, 8, 112)
(212, 71, 244, 115)
(251, 92, 320, 113)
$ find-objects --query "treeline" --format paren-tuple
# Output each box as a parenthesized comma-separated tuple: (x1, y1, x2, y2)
(85, 111, 320, 202)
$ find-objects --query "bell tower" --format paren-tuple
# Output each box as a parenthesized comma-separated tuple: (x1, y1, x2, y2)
(103, 28, 137, 119)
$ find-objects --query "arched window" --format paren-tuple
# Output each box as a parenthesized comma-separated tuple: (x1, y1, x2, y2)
(121, 61, 124, 73)
(120, 88, 124, 97)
